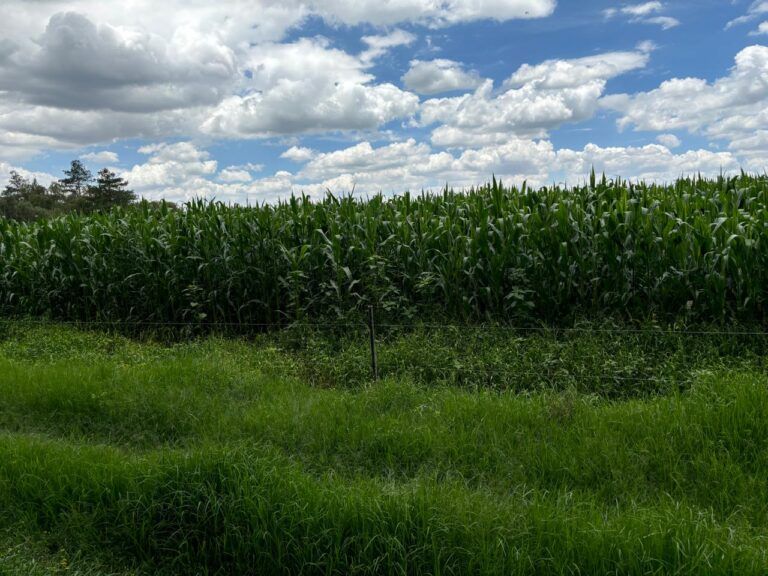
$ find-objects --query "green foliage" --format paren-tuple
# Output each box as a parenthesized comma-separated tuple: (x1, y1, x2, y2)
(86, 169, 135, 212)
(59, 160, 93, 197)
(288, 324, 768, 395)
(0, 532, 136, 575)
(2, 173, 768, 325)
(2, 325, 768, 574)
(0, 172, 65, 221)
(0, 162, 139, 222)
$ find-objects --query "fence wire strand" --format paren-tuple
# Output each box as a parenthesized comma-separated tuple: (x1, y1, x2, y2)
(1, 315, 765, 388)
(1, 316, 768, 336)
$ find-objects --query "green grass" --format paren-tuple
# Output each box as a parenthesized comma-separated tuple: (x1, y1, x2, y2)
(1, 323, 768, 574)
(0, 531, 137, 576)
(4, 174, 768, 573)
(3, 173, 768, 327)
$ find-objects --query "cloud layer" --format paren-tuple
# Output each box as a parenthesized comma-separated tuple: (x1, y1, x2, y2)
(0, 1, 554, 151)
(1, 0, 768, 204)
(420, 50, 649, 146)
(604, 2, 680, 29)
(603, 45, 768, 168)
(109, 138, 740, 205)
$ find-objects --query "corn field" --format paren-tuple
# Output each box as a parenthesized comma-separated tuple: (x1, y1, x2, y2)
(1, 172, 767, 326)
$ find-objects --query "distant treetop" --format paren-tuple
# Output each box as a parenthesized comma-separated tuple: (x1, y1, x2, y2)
(1, 160, 137, 221)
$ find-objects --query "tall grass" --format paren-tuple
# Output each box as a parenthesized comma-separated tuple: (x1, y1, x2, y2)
(4, 435, 767, 576)
(2, 324, 768, 574)
(1, 173, 767, 326)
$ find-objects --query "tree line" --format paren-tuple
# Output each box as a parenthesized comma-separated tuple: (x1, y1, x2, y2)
(1, 160, 136, 221)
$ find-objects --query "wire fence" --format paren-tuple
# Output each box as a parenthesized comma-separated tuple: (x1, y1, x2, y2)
(1, 312, 767, 391)
(4, 315, 768, 335)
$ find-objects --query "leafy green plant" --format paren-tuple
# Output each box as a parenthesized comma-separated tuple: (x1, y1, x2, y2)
(1, 174, 768, 326)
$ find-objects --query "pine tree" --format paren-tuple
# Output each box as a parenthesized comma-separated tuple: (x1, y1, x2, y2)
(59, 160, 92, 197)
(87, 168, 135, 212)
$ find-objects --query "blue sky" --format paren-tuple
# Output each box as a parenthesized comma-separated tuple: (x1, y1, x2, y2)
(0, 0, 767, 202)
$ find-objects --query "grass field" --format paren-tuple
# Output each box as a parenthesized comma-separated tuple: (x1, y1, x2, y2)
(3, 176, 768, 573)
(1, 323, 768, 574)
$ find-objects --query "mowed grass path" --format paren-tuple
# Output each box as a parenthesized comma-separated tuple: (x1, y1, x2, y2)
(1, 324, 768, 574)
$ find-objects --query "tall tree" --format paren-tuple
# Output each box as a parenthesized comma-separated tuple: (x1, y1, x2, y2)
(59, 160, 92, 197)
(2, 171, 29, 198)
(87, 168, 135, 212)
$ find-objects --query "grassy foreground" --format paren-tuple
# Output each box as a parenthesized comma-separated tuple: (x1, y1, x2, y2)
(1, 324, 768, 574)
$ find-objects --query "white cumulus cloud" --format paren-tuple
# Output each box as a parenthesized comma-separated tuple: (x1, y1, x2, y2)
(200, 38, 420, 138)
(0, 0, 556, 157)
(281, 146, 317, 162)
(114, 136, 747, 204)
(420, 50, 649, 147)
(0, 12, 236, 113)
(219, 167, 253, 183)
(556, 143, 737, 183)
(402, 59, 483, 94)
(122, 142, 217, 192)
(656, 134, 681, 148)
(80, 150, 120, 164)
(602, 45, 768, 170)
(360, 29, 416, 63)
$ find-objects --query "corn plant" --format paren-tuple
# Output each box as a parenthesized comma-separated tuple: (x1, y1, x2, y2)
(1, 173, 767, 327)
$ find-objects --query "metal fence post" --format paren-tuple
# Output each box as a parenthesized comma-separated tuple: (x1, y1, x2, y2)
(368, 305, 378, 381)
